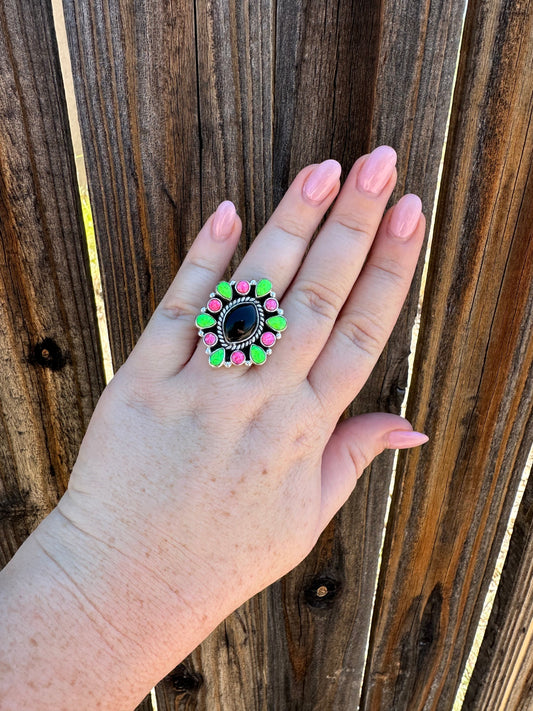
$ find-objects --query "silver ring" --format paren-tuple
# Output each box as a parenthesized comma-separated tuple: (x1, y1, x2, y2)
(196, 279, 287, 367)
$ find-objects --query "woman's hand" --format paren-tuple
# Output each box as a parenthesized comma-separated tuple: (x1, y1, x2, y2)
(16, 146, 427, 708)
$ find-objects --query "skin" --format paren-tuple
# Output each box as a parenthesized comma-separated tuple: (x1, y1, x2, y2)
(0, 148, 426, 709)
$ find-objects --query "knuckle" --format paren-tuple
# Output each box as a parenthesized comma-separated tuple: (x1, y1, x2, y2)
(157, 294, 199, 322)
(339, 310, 387, 358)
(186, 255, 220, 280)
(348, 438, 371, 478)
(296, 279, 343, 322)
(310, 378, 337, 412)
(333, 211, 375, 243)
(113, 365, 195, 420)
(158, 258, 220, 321)
(119, 367, 165, 409)
(365, 259, 406, 288)
(271, 215, 309, 245)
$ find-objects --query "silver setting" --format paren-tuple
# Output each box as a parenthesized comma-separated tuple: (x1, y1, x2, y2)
(216, 296, 265, 351)
(197, 278, 285, 367)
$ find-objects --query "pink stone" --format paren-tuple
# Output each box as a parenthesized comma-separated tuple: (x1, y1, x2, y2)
(204, 332, 217, 346)
(208, 298, 222, 312)
(236, 280, 250, 294)
(261, 332, 276, 347)
(264, 298, 278, 311)
(231, 350, 245, 365)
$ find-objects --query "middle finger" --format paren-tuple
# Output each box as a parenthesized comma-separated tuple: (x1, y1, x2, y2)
(273, 145, 398, 377)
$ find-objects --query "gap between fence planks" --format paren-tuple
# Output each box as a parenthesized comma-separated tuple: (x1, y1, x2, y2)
(360, 0, 533, 708)
(465, 462, 533, 710)
(0, 0, 105, 566)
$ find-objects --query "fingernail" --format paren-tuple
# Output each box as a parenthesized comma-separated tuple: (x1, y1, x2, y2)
(356, 145, 397, 196)
(212, 200, 236, 241)
(387, 430, 429, 449)
(302, 159, 342, 205)
(389, 194, 423, 239)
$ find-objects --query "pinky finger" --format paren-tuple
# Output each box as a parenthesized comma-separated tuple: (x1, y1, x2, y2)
(318, 413, 428, 531)
(125, 201, 242, 380)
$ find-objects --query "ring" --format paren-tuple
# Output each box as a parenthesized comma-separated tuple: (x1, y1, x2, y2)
(195, 279, 287, 367)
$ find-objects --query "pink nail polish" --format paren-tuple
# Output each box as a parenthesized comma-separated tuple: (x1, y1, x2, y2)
(387, 430, 429, 449)
(212, 201, 236, 241)
(356, 145, 397, 196)
(302, 159, 342, 205)
(389, 194, 422, 239)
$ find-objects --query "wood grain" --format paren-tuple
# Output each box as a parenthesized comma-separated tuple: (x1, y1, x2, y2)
(360, 0, 533, 708)
(262, 0, 467, 707)
(465, 451, 533, 710)
(63, 0, 201, 369)
(0, 0, 105, 566)
(63, 0, 467, 708)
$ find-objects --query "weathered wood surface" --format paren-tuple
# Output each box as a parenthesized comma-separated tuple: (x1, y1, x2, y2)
(360, 0, 533, 708)
(465, 457, 533, 711)
(259, 0, 467, 709)
(2, 0, 533, 707)
(0, 0, 105, 567)
(63, 0, 466, 708)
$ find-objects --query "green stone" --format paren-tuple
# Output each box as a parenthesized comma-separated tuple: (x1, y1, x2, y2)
(209, 348, 225, 367)
(255, 279, 272, 297)
(196, 313, 216, 329)
(216, 281, 233, 300)
(266, 315, 287, 332)
(250, 344, 267, 364)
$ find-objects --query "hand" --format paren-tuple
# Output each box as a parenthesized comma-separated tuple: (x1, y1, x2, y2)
(34, 145, 427, 703)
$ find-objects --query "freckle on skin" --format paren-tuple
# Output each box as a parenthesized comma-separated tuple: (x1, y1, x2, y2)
(29, 637, 37, 647)
(261, 469, 268, 476)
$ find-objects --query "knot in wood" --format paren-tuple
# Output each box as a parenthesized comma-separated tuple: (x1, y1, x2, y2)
(304, 576, 341, 609)
(167, 663, 203, 694)
(30, 337, 67, 371)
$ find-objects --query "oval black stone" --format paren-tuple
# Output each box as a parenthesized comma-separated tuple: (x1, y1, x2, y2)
(223, 303, 258, 343)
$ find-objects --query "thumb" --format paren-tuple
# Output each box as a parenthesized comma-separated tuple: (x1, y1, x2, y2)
(319, 413, 428, 530)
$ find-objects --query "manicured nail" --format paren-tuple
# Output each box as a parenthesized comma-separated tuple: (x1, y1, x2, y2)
(212, 200, 236, 241)
(387, 430, 429, 449)
(356, 145, 397, 196)
(389, 193, 423, 239)
(302, 159, 342, 205)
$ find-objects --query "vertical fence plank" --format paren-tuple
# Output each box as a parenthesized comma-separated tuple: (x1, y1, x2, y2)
(62, 0, 201, 370)
(62, 2, 274, 707)
(0, 0, 105, 566)
(360, 0, 533, 708)
(189, 2, 386, 708)
(262, 1, 467, 709)
(63, 0, 466, 707)
(465, 451, 533, 710)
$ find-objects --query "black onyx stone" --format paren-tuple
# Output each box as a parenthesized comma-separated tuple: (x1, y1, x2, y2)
(223, 303, 258, 343)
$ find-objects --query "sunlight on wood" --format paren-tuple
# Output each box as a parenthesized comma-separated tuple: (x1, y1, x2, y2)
(453, 446, 533, 710)
(51, 0, 114, 384)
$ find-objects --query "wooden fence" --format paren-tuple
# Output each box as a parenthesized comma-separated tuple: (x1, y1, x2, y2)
(1, 0, 533, 708)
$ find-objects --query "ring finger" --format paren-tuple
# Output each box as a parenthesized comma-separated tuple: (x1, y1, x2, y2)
(186, 158, 344, 373)
(130, 158, 342, 380)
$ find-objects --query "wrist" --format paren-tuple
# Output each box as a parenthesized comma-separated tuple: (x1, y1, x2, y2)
(0, 503, 221, 710)
(39, 501, 220, 650)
